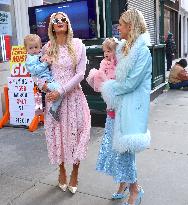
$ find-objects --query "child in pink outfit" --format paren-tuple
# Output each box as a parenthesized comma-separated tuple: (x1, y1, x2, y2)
(87, 38, 117, 118)
(87, 38, 117, 92)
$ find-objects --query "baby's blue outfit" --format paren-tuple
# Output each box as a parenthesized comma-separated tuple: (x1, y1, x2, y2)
(25, 54, 62, 114)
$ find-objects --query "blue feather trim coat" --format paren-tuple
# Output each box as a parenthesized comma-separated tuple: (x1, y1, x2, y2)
(101, 33, 152, 153)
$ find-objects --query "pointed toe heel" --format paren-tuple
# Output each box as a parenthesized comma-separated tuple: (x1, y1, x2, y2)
(135, 187, 144, 205)
(122, 187, 144, 205)
(68, 185, 77, 194)
(58, 183, 67, 192)
(112, 193, 127, 199)
(112, 186, 129, 200)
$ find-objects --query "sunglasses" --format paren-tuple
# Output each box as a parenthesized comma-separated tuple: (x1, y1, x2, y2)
(52, 17, 67, 24)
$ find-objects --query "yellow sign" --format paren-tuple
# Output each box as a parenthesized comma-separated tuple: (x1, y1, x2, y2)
(10, 46, 29, 77)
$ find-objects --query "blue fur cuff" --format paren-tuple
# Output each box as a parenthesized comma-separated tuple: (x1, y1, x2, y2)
(101, 80, 120, 109)
(112, 130, 151, 153)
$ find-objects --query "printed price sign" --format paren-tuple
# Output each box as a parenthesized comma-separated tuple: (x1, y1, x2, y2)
(10, 46, 30, 77)
(8, 77, 35, 126)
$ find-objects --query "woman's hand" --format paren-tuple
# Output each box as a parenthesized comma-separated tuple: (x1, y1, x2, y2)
(46, 91, 60, 102)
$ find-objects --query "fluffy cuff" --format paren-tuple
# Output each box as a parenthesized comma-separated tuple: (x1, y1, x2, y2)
(86, 68, 98, 87)
(113, 130, 151, 153)
(101, 80, 119, 109)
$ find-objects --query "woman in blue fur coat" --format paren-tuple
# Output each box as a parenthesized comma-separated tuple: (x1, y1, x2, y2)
(96, 9, 152, 205)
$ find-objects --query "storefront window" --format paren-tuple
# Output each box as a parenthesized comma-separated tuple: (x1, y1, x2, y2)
(111, 0, 127, 39)
(164, 8, 170, 40)
(0, 2, 14, 62)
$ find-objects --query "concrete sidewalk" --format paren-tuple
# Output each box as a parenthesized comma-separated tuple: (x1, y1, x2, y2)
(0, 89, 188, 205)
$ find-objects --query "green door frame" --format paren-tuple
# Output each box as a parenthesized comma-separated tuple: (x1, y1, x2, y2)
(159, 0, 165, 43)
(105, 0, 112, 37)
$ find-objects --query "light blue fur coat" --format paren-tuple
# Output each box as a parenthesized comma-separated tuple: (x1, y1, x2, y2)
(101, 33, 152, 153)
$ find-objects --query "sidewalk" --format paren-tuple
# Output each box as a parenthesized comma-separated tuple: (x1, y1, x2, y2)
(0, 88, 188, 205)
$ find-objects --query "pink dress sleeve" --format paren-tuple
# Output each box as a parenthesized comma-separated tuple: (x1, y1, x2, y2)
(57, 43, 87, 95)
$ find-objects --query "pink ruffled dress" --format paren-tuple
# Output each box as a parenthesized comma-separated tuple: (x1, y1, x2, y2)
(43, 38, 91, 165)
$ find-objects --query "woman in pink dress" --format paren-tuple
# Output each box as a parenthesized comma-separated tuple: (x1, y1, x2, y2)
(41, 12, 91, 194)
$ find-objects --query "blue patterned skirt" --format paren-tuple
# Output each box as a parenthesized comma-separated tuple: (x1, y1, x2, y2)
(96, 116, 137, 183)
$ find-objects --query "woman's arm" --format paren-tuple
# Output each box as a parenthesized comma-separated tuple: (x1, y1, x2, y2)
(101, 47, 151, 108)
(103, 47, 151, 95)
(57, 44, 87, 95)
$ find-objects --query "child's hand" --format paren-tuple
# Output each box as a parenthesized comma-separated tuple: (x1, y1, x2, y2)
(41, 54, 53, 65)
(42, 83, 49, 92)
(46, 91, 60, 102)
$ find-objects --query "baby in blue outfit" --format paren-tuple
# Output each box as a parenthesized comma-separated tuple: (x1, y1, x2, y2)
(24, 34, 62, 121)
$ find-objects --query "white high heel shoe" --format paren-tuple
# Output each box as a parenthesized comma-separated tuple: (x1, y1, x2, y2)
(68, 185, 77, 194)
(58, 183, 67, 192)
(68, 173, 78, 194)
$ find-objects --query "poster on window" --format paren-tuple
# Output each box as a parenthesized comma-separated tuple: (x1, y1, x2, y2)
(8, 77, 35, 125)
(10, 46, 29, 77)
(112, 24, 120, 39)
(0, 11, 12, 35)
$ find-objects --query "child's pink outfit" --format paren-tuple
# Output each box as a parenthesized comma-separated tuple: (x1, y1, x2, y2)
(86, 58, 116, 92)
(87, 57, 116, 118)
(39, 38, 91, 165)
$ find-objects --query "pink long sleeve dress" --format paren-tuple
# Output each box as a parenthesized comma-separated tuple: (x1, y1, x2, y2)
(43, 38, 91, 165)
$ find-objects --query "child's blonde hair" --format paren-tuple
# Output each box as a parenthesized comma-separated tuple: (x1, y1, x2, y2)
(24, 34, 42, 49)
(102, 38, 117, 51)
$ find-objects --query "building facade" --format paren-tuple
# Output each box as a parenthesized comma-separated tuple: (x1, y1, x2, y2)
(164, 0, 179, 57)
(0, 0, 165, 115)
(179, 0, 188, 57)
(0, 0, 43, 114)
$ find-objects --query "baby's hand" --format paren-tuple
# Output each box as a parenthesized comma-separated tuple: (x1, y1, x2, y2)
(41, 54, 53, 65)
(42, 83, 49, 92)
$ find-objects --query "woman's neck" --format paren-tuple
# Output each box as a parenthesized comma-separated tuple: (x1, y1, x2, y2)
(56, 33, 67, 45)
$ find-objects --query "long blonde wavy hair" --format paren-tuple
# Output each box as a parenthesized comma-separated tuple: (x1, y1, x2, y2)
(120, 8, 147, 56)
(47, 12, 77, 67)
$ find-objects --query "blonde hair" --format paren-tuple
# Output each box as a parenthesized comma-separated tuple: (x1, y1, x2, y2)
(120, 8, 147, 55)
(24, 34, 41, 49)
(102, 38, 117, 51)
(47, 12, 77, 68)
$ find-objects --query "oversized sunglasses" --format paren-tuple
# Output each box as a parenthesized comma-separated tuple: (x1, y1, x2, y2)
(52, 17, 67, 24)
